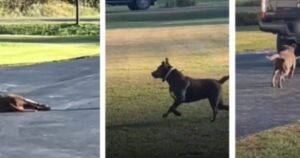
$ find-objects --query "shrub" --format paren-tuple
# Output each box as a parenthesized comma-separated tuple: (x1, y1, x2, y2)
(176, 0, 196, 7)
(236, 0, 260, 6)
(0, 23, 100, 36)
(236, 13, 259, 26)
(163, 0, 196, 8)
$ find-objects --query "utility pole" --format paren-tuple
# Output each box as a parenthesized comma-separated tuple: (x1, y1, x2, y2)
(76, 0, 80, 25)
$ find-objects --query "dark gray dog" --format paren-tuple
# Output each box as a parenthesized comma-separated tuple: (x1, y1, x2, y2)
(151, 58, 229, 122)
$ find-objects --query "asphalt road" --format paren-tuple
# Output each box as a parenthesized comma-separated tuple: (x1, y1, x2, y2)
(0, 57, 99, 158)
(236, 52, 300, 138)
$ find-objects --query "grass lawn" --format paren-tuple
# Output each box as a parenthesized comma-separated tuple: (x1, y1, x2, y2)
(236, 26, 276, 53)
(106, 24, 229, 158)
(0, 35, 99, 66)
(237, 122, 300, 158)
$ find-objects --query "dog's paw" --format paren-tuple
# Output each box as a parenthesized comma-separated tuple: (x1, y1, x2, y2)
(174, 112, 181, 116)
(210, 119, 216, 122)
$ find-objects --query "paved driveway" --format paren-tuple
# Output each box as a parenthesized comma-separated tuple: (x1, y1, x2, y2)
(0, 58, 99, 158)
(236, 53, 300, 138)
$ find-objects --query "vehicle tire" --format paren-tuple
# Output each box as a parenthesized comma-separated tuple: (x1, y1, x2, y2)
(128, 0, 151, 10)
(128, 3, 137, 10)
(296, 43, 300, 56)
(276, 35, 289, 52)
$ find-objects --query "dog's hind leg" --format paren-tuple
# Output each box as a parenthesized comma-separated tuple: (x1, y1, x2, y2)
(218, 97, 229, 111)
(208, 95, 220, 122)
(289, 61, 296, 79)
(163, 101, 181, 118)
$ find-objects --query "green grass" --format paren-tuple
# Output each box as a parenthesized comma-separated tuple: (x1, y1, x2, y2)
(237, 122, 300, 158)
(107, 24, 229, 158)
(236, 26, 276, 53)
(0, 23, 100, 36)
(0, 35, 99, 66)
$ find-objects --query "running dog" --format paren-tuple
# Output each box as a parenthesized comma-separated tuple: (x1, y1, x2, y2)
(0, 94, 50, 112)
(266, 45, 299, 88)
(151, 58, 229, 122)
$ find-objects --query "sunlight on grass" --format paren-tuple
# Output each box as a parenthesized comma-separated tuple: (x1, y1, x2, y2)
(0, 36, 99, 66)
(236, 26, 276, 53)
(237, 122, 300, 158)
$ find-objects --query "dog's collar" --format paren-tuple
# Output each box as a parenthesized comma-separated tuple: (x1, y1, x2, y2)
(163, 67, 176, 82)
(182, 79, 190, 102)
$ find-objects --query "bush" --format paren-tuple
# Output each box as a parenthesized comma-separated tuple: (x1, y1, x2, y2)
(236, 13, 259, 26)
(0, 0, 99, 17)
(176, 0, 196, 7)
(163, 0, 196, 8)
(236, 0, 260, 6)
(0, 23, 100, 36)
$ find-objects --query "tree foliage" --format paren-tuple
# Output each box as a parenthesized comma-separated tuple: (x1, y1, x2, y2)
(0, 0, 99, 10)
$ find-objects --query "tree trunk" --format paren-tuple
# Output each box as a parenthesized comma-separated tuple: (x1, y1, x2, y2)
(76, 0, 80, 25)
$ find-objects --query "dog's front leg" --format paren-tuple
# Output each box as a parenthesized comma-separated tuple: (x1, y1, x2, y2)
(163, 101, 181, 118)
(279, 73, 284, 88)
(272, 70, 279, 87)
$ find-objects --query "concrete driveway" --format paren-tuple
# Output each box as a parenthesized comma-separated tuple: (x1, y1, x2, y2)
(0, 58, 99, 158)
(236, 52, 300, 138)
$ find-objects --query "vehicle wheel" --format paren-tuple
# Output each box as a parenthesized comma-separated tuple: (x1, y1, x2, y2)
(296, 43, 300, 56)
(276, 35, 289, 52)
(128, 0, 151, 10)
(128, 3, 137, 10)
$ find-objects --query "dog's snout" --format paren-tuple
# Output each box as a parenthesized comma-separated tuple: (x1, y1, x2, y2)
(151, 71, 156, 78)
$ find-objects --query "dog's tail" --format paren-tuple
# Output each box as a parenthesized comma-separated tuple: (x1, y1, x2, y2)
(219, 75, 229, 84)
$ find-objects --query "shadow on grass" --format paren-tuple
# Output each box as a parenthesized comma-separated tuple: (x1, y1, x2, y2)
(0, 36, 99, 44)
(107, 115, 227, 130)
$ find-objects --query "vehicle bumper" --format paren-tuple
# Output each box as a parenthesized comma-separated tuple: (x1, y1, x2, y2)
(259, 20, 300, 42)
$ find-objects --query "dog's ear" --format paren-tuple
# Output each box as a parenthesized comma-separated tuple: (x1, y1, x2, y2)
(165, 58, 169, 65)
(291, 43, 297, 48)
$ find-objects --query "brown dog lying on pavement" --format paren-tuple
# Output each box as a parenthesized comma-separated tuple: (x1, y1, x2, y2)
(266, 45, 299, 88)
(0, 94, 50, 112)
(151, 58, 229, 122)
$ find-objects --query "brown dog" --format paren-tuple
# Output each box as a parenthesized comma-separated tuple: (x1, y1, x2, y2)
(0, 94, 50, 112)
(266, 45, 299, 88)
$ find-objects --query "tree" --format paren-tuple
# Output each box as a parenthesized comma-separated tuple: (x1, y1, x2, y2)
(75, 0, 80, 25)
